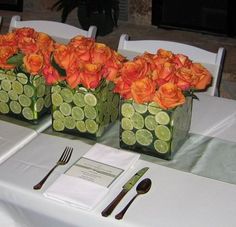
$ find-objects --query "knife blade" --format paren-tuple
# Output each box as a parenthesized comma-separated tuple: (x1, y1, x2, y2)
(101, 167, 149, 217)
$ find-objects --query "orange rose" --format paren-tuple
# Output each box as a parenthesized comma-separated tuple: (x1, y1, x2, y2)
(153, 83, 185, 109)
(37, 32, 55, 52)
(0, 46, 18, 69)
(173, 54, 192, 69)
(0, 33, 17, 47)
(91, 43, 112, 64)
(114, 78, 132, 99)
(42, 63, 63, 85)
(23, 53, 44, 75)
(131, 77, 156, 104)
(66, 68, 81, 88)
(15, 27, 37, 40)
(191, 63, 212, 90)
(18, 36, 38, 55)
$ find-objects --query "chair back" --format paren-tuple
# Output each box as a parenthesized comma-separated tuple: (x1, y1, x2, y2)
(9, 15, 97, 43)
(118, 34, 226, 96)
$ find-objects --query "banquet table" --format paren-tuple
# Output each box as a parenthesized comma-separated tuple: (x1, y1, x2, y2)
(0, 93, 236, 227)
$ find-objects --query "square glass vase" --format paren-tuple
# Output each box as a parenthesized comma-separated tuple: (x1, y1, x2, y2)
(0, 69, 51, 124)
(119, 97, 192, 160)
(51, 80, 120, 140)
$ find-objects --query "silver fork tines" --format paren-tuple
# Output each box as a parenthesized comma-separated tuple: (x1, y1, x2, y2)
(33, 146, 73, 190)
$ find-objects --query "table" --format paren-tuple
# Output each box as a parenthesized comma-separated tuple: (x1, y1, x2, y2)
(0, 94, 236, 227)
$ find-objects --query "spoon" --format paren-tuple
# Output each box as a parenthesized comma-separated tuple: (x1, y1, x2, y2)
(115, 178, 152, 220)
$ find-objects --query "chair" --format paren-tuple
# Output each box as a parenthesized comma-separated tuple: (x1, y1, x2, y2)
(118, 34, 226, 97)
(9, 15, 97, 43)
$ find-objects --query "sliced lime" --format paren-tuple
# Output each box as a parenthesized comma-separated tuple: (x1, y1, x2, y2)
(19, 94, 32, 107)
(136, 129, 153, 146)
(155, 125, 172, 141)
(0, 73, 6, 80)
(0, 90, 9, 103)
(32, 75, 42, 87)
(121, 117, 134, 130)
(145, 115, 158, 131)
(35, 97, 44, 112)
(17, 73, 28, 84)
(22, 107, 34, 120)
(71, 106, 84, 120)
(84, 93, 97, 107)
(85, 119, 98, 134)
(73, 92, 86, 107)
(53, 119, 65, 131)
(148, 102, 161, 115)
(8, 90, 18, 101)
(155, 111, 170, 125)
(121, 103, 135, 118)
(59, 102, 72, 116)
(44, 94, 51, 108)
(133, 102, 148, 114)
(0, 102, 9, 114)
(9, 100, 22, 114)
(36, 84, 46, 97)
(60, 87, 73, 103)
(84, 105, 97, 119)
(1, 79, 12, 91)
(131, 112, 145, 129)
(24, 84, 35, 98)
(76, 120, 87, 132)
(53, 110, 65, 121)
(64, 116, 76, 129)
(121, 130, 136, 145)
(12, 81, 23, 94)
(8, 74, 16, 82)
(154, 140, 170, 154)
(52, 93, 63, 106)
(51, 85, 61, 93)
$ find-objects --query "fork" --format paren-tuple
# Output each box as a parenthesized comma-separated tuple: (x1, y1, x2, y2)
(33, 146, 73, 190)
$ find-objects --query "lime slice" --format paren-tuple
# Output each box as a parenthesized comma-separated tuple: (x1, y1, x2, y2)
(73, 92, 86, 107)
(145, 115, 158, 131)
(8, 74, 16, 82)
(154, 140, 170, 154)
(155, 111, 170, 125)
(71, 106, 84, 120)
(36, 84, 46, 97)
(136, 129, 153, 146)
(17, 73, 28, 84)
(131, 112, 144, 129)
(148, 102, 161, 115)
(12, 81, 23, 94)
(35, 97, 45, 112)
(19, 94, 32, 107)
(59, 102, 72, 116)
(24, 84, 35, 98)
(133, 102, 148, 114)
(76, 120, 87, 133)
(121, 117, 134, 130)
(84, 105, 97, 119)
(0, 102, 10, 114)
(53, 110, 65, 121)
(121, 103, 135, 118)
(64, 116, 76, 129)
(8, 90, 18, 101)
(22, 107, 34, 120)
(1, 79, 12, 91)
(0, 90, 9, 103)
(53, 119, 65, 131)
(0, 73, 6, 80)
(52, 93, 63, 106)
(60, 88, 73, 103)
(155, 125, 172, 141)
(9, 100, 22, 114)
(51, 85, 61, 93)
(85, 119, 98, 134)
(84, 93, 97, 107)
(121, 130, 136, 145)
(44, 94, 51, 108)
(32, 75, 42, 87)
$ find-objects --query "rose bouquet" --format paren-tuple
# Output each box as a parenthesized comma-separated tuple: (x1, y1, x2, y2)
(47, 36, 125, 138)
(114, 49, 212, 159)
(0, 28, 57, 122)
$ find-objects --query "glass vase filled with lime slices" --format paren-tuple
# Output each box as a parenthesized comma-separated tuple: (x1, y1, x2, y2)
(0, 69, 51, 123)
(51, 80, 119, 139)
(119, 97, 192, 160)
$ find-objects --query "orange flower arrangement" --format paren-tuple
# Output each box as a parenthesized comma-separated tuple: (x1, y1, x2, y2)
(0, 27, 60, 84)
(114, 49, 212, 109)
(49, 36, 125, 89)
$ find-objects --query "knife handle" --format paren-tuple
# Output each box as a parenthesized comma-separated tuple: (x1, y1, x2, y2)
(101, 190, 127, 217)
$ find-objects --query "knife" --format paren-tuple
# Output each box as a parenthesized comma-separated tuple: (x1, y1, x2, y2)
(101, 167, 149, 217)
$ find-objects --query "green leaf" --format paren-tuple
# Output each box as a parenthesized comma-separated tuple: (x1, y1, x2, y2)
(50, 54, 66, 77)
(7, 53, 24, 67)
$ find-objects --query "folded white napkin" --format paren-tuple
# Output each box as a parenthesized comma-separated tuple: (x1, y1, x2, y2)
(44, 143, 140, 210)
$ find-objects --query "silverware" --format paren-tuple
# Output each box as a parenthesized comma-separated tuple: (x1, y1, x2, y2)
(101, 167, 149, 217)
(33, 146, 73, 190)
(115, 178, 152, 220)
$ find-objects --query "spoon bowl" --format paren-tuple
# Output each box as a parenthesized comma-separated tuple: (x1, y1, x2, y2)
(115, 178, 152, 220)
